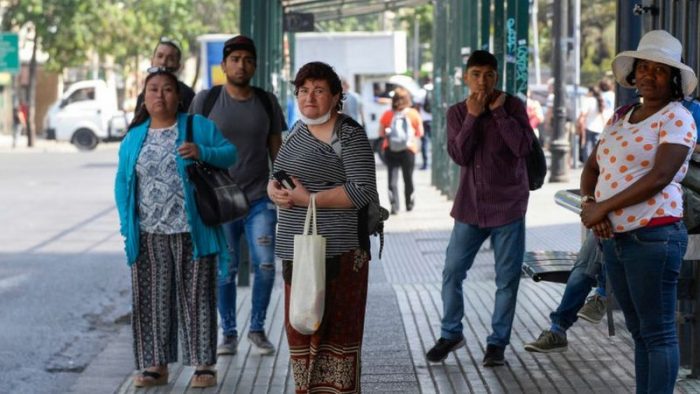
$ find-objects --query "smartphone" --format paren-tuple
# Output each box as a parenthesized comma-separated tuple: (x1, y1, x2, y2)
(273, 170, 295, 190)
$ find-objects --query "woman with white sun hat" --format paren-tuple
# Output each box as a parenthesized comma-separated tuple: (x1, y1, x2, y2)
(580, 29, 697, 394)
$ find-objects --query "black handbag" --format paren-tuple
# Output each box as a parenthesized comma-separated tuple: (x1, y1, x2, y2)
(185, 115, 249, 226)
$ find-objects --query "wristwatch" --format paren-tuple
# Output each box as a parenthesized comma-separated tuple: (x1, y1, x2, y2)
(581, 195, 596, 204)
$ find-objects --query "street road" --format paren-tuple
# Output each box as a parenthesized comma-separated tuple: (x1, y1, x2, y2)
(0, 144, 131, 393)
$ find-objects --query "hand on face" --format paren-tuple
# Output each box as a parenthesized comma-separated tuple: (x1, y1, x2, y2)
(466, 91, 488, 116)
(488, 91, 506, 110)
(464, 64, 499, 116)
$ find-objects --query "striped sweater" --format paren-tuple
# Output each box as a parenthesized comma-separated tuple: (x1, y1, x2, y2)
(273, 115, 378, 260)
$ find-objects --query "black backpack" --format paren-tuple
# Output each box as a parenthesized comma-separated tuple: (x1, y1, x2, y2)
(199, 85, 288, 133)
(526, 138, 547, 190)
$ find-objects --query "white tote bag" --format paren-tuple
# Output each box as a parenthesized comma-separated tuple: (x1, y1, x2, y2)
(289, 194, 326, 335)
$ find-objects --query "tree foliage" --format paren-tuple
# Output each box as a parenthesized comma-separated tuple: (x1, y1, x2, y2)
(2, 0, 240, 75)
(536, 0, 616, 86)
(2, 0, 102, 71)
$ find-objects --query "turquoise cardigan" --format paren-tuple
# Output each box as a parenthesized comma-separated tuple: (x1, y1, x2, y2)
(114, 112, 237, 272)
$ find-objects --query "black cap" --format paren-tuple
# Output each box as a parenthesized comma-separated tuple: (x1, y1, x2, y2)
(223, 35, 256, 59)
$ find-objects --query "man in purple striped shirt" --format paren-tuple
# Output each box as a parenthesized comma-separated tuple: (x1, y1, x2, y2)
(426, 50, 534, 367)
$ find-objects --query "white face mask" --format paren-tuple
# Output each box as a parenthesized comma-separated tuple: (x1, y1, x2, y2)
(299, 108, 332, 126)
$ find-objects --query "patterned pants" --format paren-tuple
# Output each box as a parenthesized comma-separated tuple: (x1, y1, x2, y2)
(283, 249, 370, 393)
(131, 232, 217, 369)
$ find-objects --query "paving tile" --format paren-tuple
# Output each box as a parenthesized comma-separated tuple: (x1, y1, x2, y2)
(74, 166, 700, 393)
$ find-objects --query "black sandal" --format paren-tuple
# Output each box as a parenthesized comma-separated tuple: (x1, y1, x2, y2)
(191, 369, 217, 388)
(133, 370, 168, 387)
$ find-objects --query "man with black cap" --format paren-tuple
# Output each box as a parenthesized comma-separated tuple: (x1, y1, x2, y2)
(190, 35, 286, 356)
(136, 37, 195, 112)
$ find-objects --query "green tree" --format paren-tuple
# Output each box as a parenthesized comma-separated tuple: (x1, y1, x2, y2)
(398, 4, 433, 80)
(2, 0, 102, 146)
(579, 1, 615, 85)
(2, 0, 242, 147)
(536, 0, 615, 86)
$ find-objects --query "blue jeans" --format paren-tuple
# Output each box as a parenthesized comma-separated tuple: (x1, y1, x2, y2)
(218, 197, 277, 337)
(550, 234, 605, 331)
(602, 222, 687, 394)
(440, 219, 525, 347)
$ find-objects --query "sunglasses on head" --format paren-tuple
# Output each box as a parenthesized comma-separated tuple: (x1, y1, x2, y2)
(147, 66, 177, 74)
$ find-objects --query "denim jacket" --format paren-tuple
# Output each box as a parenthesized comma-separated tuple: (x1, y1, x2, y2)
(114, 112, 237, 271)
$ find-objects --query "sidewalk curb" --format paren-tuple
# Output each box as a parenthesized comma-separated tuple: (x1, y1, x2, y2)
(70, 325, 133, 394)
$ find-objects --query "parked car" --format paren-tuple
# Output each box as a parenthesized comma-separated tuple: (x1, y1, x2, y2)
(44, 80, 128, 150)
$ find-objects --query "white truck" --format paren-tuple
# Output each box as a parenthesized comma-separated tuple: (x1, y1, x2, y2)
(294, 32, 420, 154)
(44, 80, 128, 150)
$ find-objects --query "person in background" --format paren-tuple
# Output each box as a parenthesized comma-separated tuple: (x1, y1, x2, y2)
(136, 37, 195, 112)
(268, 61, 378, 392)
(115, 68, 236, 389)
(524, 234, 608, 353)
(189, 35, 286, 357)
(599, 78, 616, 111)
(417, 84, 433, 170)
(542, 78, 556, 148)
(577, 86, 612, 163)
(341, 78, 365, 126)
(425, 50, 534, 367)
(682, 96, 700, 145)
(580, 30, 696, 394)
(11, 99, 26, 149)
(526, 89, 544, 140)
(378, 87, 424, 214)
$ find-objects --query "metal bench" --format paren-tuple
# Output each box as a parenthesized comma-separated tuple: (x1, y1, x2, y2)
(522, 250, 578, 283)
(522, 189, 583, 284)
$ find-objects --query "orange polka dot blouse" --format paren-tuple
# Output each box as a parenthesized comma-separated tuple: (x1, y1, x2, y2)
(596, 101, 696, 232)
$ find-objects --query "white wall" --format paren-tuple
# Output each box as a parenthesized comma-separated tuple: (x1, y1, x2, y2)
(294, 31, 407, 90)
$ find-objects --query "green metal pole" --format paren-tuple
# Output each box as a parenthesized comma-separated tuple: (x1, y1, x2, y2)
(238, 0, 254, 287)
(481, 0, 491, 50)
(505, 0, 517, 95)
(241, 0, 253, 37)
(468, 0, 479, 53)
(432, 0, 448, 193)
(515, 0, 529, 100)
(494, 0, 505, 90)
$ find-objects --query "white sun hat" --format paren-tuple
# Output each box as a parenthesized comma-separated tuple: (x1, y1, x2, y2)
(612, 29, 697, 96)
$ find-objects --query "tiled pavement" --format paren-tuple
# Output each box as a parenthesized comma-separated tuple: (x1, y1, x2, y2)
(71, 163, 700, 393)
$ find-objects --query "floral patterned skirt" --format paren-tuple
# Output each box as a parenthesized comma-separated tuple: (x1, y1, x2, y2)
(282, 249, 369, 393)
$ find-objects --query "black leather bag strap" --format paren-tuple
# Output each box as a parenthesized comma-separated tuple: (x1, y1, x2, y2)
(186, 114, 193, 143)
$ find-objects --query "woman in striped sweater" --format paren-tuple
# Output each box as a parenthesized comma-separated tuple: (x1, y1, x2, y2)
(267, 61, 379, 393)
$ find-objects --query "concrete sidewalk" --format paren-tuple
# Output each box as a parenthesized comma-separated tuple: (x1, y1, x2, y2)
(71, 163, 700, 393)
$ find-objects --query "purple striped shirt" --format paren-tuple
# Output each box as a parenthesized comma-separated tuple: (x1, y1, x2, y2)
(446, 94, 534, 227)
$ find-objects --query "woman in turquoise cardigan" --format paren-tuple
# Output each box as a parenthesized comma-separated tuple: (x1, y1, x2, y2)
(115, 68, 236, 389)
